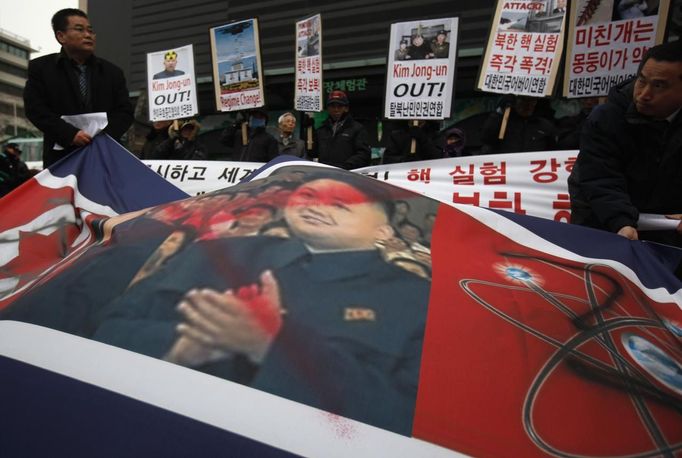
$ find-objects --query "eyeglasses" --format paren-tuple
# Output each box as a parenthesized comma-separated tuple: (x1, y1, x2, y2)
(66, 26, 96, 35)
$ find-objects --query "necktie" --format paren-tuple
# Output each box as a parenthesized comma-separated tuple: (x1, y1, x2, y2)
(77, 64, 88, 100)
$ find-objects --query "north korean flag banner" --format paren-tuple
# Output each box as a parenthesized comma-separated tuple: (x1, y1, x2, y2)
(0, 134, 187, 310)
(0, 139, 680, 457)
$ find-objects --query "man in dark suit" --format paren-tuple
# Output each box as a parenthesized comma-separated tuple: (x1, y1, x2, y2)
(92, 170, 431, 435)
(23, 8, 133, 168)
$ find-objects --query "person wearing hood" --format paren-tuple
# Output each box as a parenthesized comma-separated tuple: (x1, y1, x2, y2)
(382, 120, 442, 163)
(152, 119, 207, 160)
(568, 40, 682, 249)
(312, 90, 370, 169)
(221, 109, 278, 162)
(0, 143, 31, 197)
(441, 127, 467, 157)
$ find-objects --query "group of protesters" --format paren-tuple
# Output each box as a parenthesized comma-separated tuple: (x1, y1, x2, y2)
(12, 7, 682, 255)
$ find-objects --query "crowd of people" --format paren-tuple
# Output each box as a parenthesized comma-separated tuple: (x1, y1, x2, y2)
(12, 7, 682, 253)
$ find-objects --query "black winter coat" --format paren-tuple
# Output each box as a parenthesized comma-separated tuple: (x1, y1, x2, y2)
(23, 50, 133, 167)
(221, 125, 278, 162)
(568, 79, 682, 235)
(481, 110, 556, 154)
(313, 115, 371, 169)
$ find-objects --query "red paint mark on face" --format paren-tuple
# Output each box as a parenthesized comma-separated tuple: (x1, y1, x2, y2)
(287, 181, 372, 208)
(323, 412, 358, 440)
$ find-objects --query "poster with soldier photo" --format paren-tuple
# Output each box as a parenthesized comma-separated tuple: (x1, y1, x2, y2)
(147, 44, 198, 122)
(209, 18, 266, 112)
(477, 0, 567, 97)
(563, 0, 671, 98)
(384, 17, 459, 120)
(294, 14, 323, 112)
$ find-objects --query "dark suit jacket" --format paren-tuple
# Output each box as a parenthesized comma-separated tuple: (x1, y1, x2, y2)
(23, 50, 133, 167)
(93, 236, 431, 434)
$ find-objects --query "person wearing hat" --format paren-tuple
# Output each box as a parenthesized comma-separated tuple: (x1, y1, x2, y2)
(0, 143, 31, 197)
(221, 109, 279, 162)
(151, 119, 206, 160)
(23, 8, 133, 168)
(153, 50, 185, 80)
(395, 39, 409, 61)
(430, 30, 450, 59)
(313, 90, 371, 169)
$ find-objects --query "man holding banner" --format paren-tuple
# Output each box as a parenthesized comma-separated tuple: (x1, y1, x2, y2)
(569, 41, 682, 249)
(24, 8, 133, 167)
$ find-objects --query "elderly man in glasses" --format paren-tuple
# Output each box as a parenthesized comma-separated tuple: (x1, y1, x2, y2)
(23, 8, 133, 168)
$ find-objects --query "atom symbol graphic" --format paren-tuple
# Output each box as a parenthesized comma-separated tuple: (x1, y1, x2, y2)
(461, 252, 682, 458)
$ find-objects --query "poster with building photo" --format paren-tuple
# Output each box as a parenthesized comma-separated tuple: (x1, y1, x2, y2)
(294, 14, 323, 112)
(384, 17, 459, 120)
(477, 0, 566, 97)
(563, 0, 670, 98)
(147, 45, 198, 121)
(209, 18, 265, 112)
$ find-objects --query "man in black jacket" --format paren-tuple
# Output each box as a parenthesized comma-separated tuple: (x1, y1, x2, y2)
(481, 95, 557, 154)
(0, 143, 31, 197)
(568, 41, 682, 248)
(23, 8, 133, 168)
(221, 109, 278, 162)
(313, 90, 371, 169)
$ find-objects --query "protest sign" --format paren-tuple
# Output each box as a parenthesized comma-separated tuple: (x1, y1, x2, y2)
(563, 0, 670, 98)
(384, 18, 459, 120)
(477, 0, 566, 96)
(147, 45, 198, 121)
(209, 18, 266, 112)
(294, 14, 323, 112)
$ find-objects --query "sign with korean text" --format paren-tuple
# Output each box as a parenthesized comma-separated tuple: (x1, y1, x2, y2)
(145, 150, 579, 223)
(294, 14, 323, 112)
(478, 0, 566, 97)
(209, 18, 266, 112)
(563, 0, 670, 98)
(146, 45, 198, 121)
(384, 17, 459, 120)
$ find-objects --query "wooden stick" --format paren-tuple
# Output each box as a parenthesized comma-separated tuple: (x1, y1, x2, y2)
(409, 120, 419, 154)
(498, 106, 511, 140)
(241, 121, 249, 146)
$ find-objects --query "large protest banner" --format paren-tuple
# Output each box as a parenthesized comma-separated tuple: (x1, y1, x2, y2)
(478, 0, 566, 96)
(209, 18, 266, 112)
(1, 140, 681, 456)
(563, 0, 671, 97)
(142, 151, 578, 222)
(384, 18, 458, 119)
(294, 14, 323, 112)
(147, 45, 199, 121)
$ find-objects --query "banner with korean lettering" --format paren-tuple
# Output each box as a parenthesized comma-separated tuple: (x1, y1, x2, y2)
(142, 160, 261, 196)
(563, 0, 670, 98)
(477, 0, 566, 97)
(384, 18, 459, 119)
(209, 18, 266, 112)
(147, 45, 198, 121)
(294, 14, 323, 112)
(144, 151, 578, 221)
